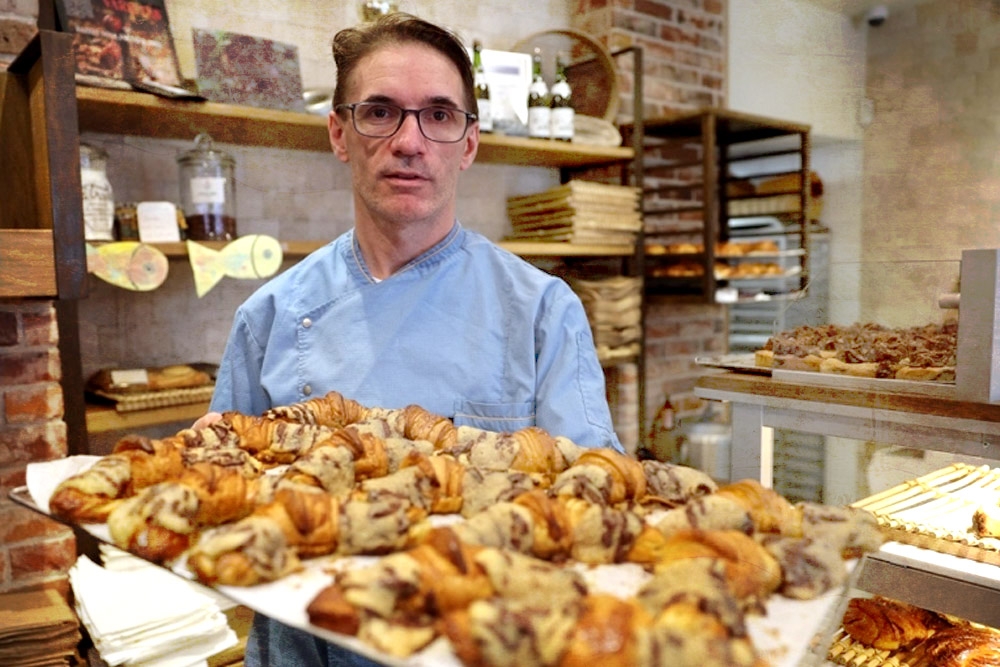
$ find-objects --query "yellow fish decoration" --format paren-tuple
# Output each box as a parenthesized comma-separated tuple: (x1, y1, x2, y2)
(86, 242, 169, 291)
(187, 234, 284, 297)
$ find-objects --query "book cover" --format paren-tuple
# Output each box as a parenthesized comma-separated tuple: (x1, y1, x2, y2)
(192, 29, 305, 112)
(56, 0, 183, 91)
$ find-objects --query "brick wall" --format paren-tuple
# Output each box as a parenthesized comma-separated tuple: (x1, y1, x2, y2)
(0, 301, 75, 596)
(573, 0, 729, 435)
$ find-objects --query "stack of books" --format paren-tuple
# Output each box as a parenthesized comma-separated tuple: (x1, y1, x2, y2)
(505, 180, 641, 246)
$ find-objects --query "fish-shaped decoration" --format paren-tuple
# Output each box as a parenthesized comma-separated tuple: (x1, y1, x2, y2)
(187, 234, 284, 297)
(86, 242, 169, 291)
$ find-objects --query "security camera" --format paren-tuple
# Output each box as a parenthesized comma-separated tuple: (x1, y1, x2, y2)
(867, 5, 889, 26)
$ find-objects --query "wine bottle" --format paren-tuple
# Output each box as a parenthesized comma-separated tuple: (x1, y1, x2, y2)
(472, 40, 493, 133)
(527, 47, 550, 139)
(549, 51, 574, 142)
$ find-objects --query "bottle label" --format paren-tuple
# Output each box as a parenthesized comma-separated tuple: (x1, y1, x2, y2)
(528, 107, 551, 138)
(190, 176, 226, 205)
(551, 107, 574, 141)
(477, 98, 493, 132)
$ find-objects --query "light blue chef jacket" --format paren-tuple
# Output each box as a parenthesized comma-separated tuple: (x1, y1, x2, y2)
(211, 222, 621, 450)
(210, 222, 622, 667)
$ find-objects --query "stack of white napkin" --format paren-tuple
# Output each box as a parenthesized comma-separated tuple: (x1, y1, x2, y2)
(69, 551, 236, 667)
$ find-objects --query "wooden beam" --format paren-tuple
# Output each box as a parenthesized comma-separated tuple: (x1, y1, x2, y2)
(0, 230, 57, 297)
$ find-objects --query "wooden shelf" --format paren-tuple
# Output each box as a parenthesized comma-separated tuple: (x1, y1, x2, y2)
(120, 240, 636, 260)
(85, 400, 210, 433)
(76, 87, 633, 168)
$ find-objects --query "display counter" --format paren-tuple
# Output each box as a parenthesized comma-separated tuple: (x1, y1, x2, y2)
(694, 370, 1000, 486)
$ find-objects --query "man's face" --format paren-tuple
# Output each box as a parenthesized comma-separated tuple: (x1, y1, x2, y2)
(328, 42, 479, 230)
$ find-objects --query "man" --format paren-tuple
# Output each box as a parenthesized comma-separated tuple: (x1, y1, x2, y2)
(208, 12, 622, 666)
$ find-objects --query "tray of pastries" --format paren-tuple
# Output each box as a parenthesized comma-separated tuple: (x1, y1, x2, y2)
(16, 392, 890, 666)
(827, 595, 1000, 666)
(850, 463, 1000, 566)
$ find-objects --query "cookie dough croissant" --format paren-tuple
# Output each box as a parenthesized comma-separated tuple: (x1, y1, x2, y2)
(263, 390, 368, 428)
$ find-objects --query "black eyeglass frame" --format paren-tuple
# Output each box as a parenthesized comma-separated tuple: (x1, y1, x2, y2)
(334, 102, 478, 143)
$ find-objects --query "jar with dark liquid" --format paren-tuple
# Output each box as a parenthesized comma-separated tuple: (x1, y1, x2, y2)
(177, 133, 237, 241)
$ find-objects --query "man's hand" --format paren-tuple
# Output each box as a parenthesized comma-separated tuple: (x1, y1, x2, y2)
(192, 411, 223, 430)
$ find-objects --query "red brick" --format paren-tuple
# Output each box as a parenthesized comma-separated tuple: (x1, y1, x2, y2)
(22, 307, 58, 347)
(0, 549, 8, 585)
(9, 534, 77, 579)
(0, 311, 16, 347)
(0, 349, 61, 385)
(0, 505, 71, 543)
(0, 421, 68, 465)
(635, 0, 673, 20)
(0, 465, 28, 496)
(5, 383, 64, 423)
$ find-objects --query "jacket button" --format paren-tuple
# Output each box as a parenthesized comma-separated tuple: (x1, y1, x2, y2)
(302, 317, 312, 328)
(303, 384, 313, 396)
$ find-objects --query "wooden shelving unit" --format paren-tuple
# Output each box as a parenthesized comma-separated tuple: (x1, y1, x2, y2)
(76, 87, 633, 168)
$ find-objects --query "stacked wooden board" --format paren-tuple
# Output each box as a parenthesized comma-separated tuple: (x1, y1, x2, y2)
(505, 180, 641, 246)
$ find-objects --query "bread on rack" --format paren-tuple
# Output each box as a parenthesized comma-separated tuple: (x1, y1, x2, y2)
(841, 595, 951, 650)
(920, 624, 1000, 667)
(972, 502, 1000, 538)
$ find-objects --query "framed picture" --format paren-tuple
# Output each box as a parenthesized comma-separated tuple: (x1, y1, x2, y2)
(192, 29, 305, 112)
(56, 0, 184, 92)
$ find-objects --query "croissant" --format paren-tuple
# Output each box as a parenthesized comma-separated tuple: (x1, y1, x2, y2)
(636, 557, 746, 638)
(276, 444, 356, 499)
(110, 435, 186, 491)
(252, 485, 341, 558)
(921, 625, 1000, 667)
(841, 595, 950, 650)
(653, 529, 782, 610)
(187, 515, 302, 586)
(442, 597, 582, 667)
(263, 390, 368, 428)
(559, 593, 653, 667)
(714, 479, 802, 536)
(640, 460, 717, 507)
(554, 448, 646, 505)
(49, 456, 133, 523)
(176, 462, 258, 526)
(402, 404, 458, 450)
(106, 481, 200, 563)
(220, 413, 336, 464)
(799, 502, 884, 558)
(457, 426, 567, 475)
(398, 452, 467, 514)
(320, 426, 391, 480)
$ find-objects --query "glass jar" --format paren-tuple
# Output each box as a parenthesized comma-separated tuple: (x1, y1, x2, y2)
(80, 143, 115, 241)
(176, 133, 237, 241)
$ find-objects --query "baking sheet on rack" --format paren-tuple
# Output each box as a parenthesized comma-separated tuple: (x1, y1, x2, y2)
(771, 368, 957, 399)
(19, 456, 855, 667)
(696, 353, 771, 376)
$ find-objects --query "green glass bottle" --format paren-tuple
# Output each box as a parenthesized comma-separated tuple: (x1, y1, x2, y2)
(549, 51, 574, 142)
(472, 40, 492, 133)
(527, 47, 550, 139)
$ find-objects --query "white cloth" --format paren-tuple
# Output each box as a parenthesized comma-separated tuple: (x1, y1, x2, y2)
(69, 555, 236, 667)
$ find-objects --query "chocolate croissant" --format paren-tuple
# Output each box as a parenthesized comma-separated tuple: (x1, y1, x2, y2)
(842, 595, 950, 650)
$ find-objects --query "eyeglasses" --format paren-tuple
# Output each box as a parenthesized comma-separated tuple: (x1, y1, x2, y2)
(335, 102, 476, 143)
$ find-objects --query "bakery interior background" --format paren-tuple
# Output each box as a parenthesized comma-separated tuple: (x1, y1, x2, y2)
(3, 0, 999, 504)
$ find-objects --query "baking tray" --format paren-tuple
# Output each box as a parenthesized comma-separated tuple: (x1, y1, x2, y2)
(695, 353, 771, 376)
(771, 368, 957, 399)
(851, 463, 1000, 566)
(18, 456, 859, 667)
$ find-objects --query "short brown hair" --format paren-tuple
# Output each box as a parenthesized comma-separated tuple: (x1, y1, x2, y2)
(332, 13, 476, 115)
